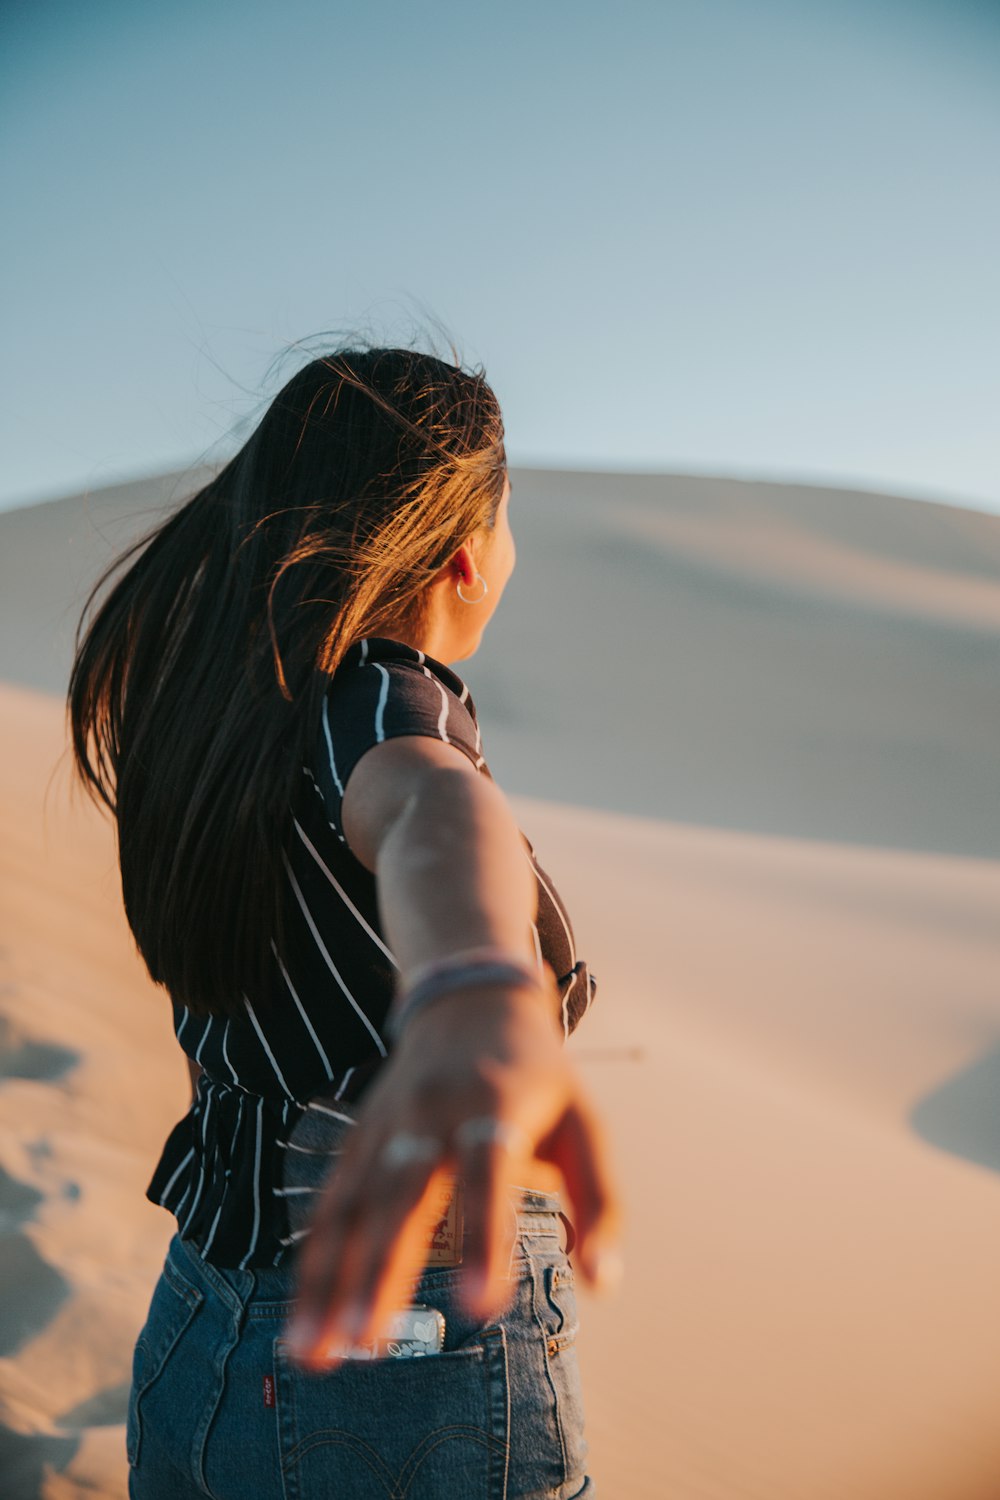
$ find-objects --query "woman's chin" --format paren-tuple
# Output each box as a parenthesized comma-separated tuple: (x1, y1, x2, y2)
(452, 638, 480, 664)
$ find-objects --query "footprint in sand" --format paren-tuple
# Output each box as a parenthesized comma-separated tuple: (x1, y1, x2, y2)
(911, 1041, 1000, 1176)
(0, 1427, 79, 1500)
(56, 1379, 132, 1428)
(0, 1148, 73, 1362)
(0, 1014, 80, 1083)
(0, 1013, 89, 1495)
(0, 1218, 71, 1357)
(0, 1162, 43, 1233)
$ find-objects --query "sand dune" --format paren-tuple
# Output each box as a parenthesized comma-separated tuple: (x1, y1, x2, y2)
(1, 466, 999, 1497)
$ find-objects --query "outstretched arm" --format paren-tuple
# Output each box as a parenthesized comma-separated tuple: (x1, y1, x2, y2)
(287, 734, 622, 1366)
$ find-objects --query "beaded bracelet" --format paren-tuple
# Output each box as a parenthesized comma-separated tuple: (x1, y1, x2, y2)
(387, 950, 548, 1043)
(400, 945, 541, 996)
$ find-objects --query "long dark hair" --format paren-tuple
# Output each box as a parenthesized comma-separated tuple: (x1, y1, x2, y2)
(68, 346, 507, 1018)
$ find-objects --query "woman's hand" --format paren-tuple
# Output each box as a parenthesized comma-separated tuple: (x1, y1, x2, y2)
(286, 977, 621, 1368)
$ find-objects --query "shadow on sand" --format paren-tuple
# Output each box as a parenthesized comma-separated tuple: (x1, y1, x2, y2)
(911, 1042, 1000, 1176)
(0, 1428, 80, 1499)
(0, 1014, 80, 1084)
(0, 1007, 84, 1496)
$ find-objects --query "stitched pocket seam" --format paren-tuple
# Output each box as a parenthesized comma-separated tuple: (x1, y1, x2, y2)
(127, 1278, 203, 1469)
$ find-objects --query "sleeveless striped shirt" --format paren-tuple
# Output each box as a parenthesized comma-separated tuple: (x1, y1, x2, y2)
(145, 637, 598, 1267)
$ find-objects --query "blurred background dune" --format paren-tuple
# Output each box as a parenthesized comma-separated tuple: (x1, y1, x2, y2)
(2, 466, 1000, 1499)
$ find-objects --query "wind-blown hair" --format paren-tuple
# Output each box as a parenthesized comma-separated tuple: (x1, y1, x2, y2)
(68, 347, 507, 1018)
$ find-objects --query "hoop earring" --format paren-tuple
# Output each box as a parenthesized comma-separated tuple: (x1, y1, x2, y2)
(456, 571, 488, 605)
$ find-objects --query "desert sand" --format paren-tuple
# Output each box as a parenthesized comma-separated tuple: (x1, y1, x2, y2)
(2, 465, 999, 1498)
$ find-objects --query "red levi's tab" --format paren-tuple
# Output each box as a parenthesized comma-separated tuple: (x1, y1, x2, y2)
(263, 1373, 275, 1409)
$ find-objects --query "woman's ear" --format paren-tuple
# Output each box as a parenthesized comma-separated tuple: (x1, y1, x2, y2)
(447, 538, 479, 588)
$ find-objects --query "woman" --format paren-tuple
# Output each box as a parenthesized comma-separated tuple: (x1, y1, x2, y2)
(69, 345, 621, 1499)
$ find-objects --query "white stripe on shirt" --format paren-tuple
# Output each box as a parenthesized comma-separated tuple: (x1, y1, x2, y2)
(417, 663, 453, 743)
(321, 699, 345, 798)
(199, 1091, 244, 1258)
(283, 860, 388, 1057)
(221, 1020, 241, 1088)
(291, 822, 397, 965)
(303, 761, 346, 844)
(276, 1137, 343, 1156)
(179, 1090, 213, 1234)
(529, 857, 577, 966)
(434, 676, 452, 741)
(373, 662, 391, 741)
(229, 1093, 245, 1178)
(560, 974, 574, 1041)
(238, 1097, 265, 1269)
(194, 1015, 212, 1065)
(306, 1100, 356, 1126)
(529, 919, 544, 970)
(586, 975, 597, 1015)
(243, 994, 294, 1096)
(200, 1195, 225, 1259)
(173, 1149, 197, 1222)
(158, 1145, 195, 1203)
(278, 1226, 310, 1247)
(271, 936, 336, 1079)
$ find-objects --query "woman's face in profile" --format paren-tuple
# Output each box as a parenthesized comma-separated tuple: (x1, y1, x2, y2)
(486, 474, 515, 598)
(467, 473, 515, 651)
(380, 475, 516, 665)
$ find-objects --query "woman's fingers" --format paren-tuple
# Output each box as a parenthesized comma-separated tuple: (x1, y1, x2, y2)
(453, 1126, 524, 1319)
(287, 1045, 623, 1367)
(330, 1164, 451, 1352)
(538, 1093, 623, 1294)
(289, 1134, 457, 1366)
(286, 1157, 372, 1362)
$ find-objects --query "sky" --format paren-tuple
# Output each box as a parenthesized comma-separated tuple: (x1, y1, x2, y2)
(2, 0, 998, 516)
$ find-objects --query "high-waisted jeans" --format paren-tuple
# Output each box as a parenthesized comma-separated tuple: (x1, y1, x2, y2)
(126, 1187, 595, 1499)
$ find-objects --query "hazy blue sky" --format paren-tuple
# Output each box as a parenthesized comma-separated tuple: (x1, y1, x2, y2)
(2, 0, 998, 514)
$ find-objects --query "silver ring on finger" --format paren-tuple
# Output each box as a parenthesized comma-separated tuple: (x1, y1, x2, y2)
(453, 1116, 532, 1157)
(379, 1132, 444, 1171)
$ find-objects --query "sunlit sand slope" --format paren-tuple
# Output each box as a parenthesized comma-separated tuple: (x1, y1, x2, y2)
(1, 465, 998, 1498)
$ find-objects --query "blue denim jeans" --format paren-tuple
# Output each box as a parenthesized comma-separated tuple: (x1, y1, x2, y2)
(127, 1187, 595, 1499)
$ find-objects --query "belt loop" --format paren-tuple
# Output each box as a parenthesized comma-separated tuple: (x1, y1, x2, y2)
(504, 1196, 521, 1280)
(558, 1210, 576, 1257)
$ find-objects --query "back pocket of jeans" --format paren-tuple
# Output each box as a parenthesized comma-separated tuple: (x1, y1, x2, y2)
(127, 1256, 204, 1469)
(274, 1325, 510, 1500)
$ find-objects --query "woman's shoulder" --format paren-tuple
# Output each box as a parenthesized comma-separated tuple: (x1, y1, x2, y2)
(308, 638, 488, 840)
(328, 636, 480, 724)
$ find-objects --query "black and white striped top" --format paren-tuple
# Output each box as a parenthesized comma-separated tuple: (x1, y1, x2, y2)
(146, 637, 598, 1268)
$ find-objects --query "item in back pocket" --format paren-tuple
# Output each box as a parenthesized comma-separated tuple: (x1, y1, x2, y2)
(323, 1304, 446, 1361)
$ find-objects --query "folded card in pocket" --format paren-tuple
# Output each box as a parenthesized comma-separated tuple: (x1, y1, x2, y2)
(323, 1304, 446, 1361)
